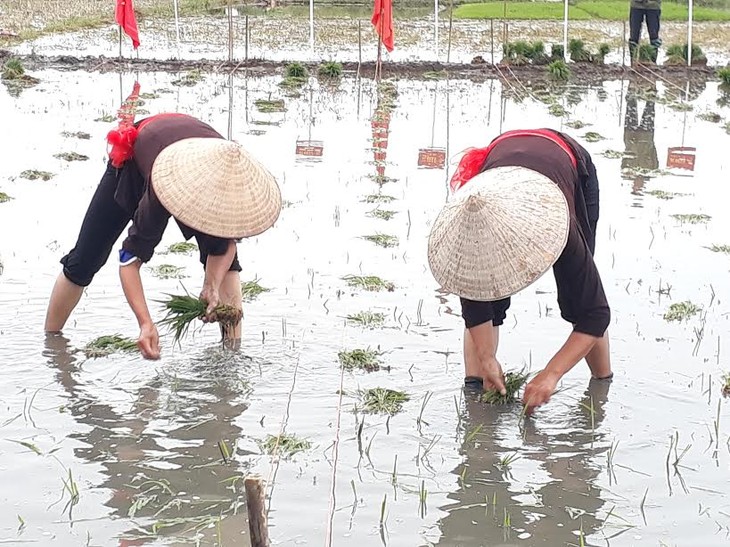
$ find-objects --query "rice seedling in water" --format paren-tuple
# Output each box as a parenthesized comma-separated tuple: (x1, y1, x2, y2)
(707, 244, 730, 254)
(548, 102, 567, 117)
(164, 241, 198, 255)
(94, 113, 115, 123)
(367, 208, 397, 220)
(285, 62, 308, 78)
(2, 58, 25, 80)
(697, 111, 721, 123)
(663, 301, 701, 322)
(61, 131, 91, 140)
(241, 278, 271, 302)
(646, 189, 680, 200)
(338, 348, 382, 372)
(665, 43, 707, 65)
(54, 152, 89, 162)
(718, 67, 730, 86)
(547, 59, 570, 81)
(318, 61, 343, 78)
(254, 99, 287, 113)
(0, 192, 11, 203)
(261, 433, 311, 458)
(360, 388, 410, 415)
(725, 122, 730, 135)
(84, 334, 138, 358)
(566, 120, 589, 129)
(569, 38, 592, 62)
(482, 370, 530, 404)
(343, 274, 395, 292)
(721, 373, 730, 397)
(171, 69, 203, 87)
(424, 69, 448, 79)
(583, 132, 604, 143)
(362, 193, 396, 204)
(602, 149, 623, 159)
(20, 169, 55, 181)
(150, 264, 186, 279)
(361, 233, 399, 248)
(595, 43, 610, 64)
(347, 311, 386, 328)
(671, 213, 711, 224)
(157, 293, 242, 343)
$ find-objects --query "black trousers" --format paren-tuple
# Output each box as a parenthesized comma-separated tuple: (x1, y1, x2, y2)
(629, 8, 662, 47)
(60, 162, 241, 287)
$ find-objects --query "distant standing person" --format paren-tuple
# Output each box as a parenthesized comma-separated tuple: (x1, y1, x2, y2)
(629, 0, 662, 63)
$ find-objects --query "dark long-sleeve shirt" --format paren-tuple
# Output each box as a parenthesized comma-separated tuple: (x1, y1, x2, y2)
(114, 113, 230, 263)
(460, 130, 611, 337)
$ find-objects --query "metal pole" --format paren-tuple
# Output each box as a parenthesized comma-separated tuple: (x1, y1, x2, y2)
(687, 0, 694, 67)
(563, 0, 569, 62)
(119, 26, 122, 59)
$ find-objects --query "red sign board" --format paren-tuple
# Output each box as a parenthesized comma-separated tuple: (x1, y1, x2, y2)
(418, 147, 446, 169)
(296, 140, 324, 158)
(666, 147, 696, 171)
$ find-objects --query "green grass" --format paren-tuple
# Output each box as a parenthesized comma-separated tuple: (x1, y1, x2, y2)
(342, 275, 395, 292)
(663, 301, 702, 322)
(481, 370, 530, 404)
(241, 278, 271, 302)
(359, 388, 410, 415)
(84, 334, 138, 358)
(347, 311, 387, 328)
(454, 1, 730, 21)
(338, 348, 383, 372)
(20, 169, 54, 181)
(165, 241, 198, 255)
(671, 213, 711, 224)
(260, 433, 312, 458)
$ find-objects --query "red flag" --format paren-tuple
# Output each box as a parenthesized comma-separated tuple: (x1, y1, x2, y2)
(371, 0, 394, 53)
(116, 0, 140, 49)
(106, 81, 141, 167)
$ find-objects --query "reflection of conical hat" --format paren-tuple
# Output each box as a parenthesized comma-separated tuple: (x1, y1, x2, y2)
(151, 138, 281, 239)
(427, 166, 569, 301)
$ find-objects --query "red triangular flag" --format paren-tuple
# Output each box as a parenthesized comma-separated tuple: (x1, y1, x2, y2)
(116, 0, 140, 49)
(371, 0, 394, 53)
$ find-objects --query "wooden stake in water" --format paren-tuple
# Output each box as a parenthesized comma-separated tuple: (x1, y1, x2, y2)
(434, 0, 439, 60)
(118, 26, 122, 59)
(622, 20, 627, 67)
(490, 18, 494, 65)
(687, 0, 694, 67)
(358, 20, 362, 70)
(245, 476, 270, 547)
(245, 15, 249, 61)
(228, 0, 234, 62)
(173, 0, 181, 59)
(446, 0, 454, 63)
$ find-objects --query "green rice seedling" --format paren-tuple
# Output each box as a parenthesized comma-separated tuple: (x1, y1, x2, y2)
(343, 274, 395, 292)
(279, 76, 307, 89)
(424, 69, 448, 79)
(0, 192, 11, 203)
(54, 152, 89, 162)
(362, 194, 396, 204)
(547, 59, 570, 81)
(481, 370, 530, 404)
(360, 388, 410, 415)
(721, 373, 730, 397)
(666, 43, 706, 65)
(671, 213, 711, 224)
(94, 113, 115, 123)
(548, 102, 567, 117)
(496, 451, 521, 470)
(318, 61, 343, 78)
(566, 120, 588, 129)
(568, 38, 592, 62)
(718, 67, 730, 86)
(583, 131, 604, 143)
(84, 334, 138, 358)
(139, 92, 159, 100)
(361, 233, 399, 248)
(637, 43, 657, 62)
(150, 264, 186, 279)
(61, 131, 91, 140)
(367, 208, 397, 221)
(347, 311, 386, 328)
(2, 58, 25, 79)
(550, 43, 564, 61)
(663, 301, 701, 322)
(165, 241, 198, 255)
(645, 189, 679, 200)
(698, 112, 722, 123)
(707, 244, 730, 254)
(602, 150, 623, 159)
(241, 278, 271, 302)
(724, 122, 730, 135)
(171, 69, 203, 87)
(157, 293, 242, 343)
(260, 433, 311, 458)
(595, 43, 611, 63)
(285, 62, 308, 79)
(254, 99, 287, 113)
(338, 348, 382, 372)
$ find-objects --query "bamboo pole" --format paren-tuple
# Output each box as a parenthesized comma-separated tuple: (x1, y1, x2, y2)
(358, 20, 362, 73)
(245, 476, 270, 547)
(490, 18, 494, 65)
(245, 15, 249, 60)
(446, 0, 454, 64)
(687, 0, 694, 67)
(228, 0, 233, 62)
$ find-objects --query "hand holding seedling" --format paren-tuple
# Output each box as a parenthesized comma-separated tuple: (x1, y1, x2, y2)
(522, 369, 559, 410)
(199, 284, 221, 323)
(137, 322, 161, 360)
(480, 356, 507, 396)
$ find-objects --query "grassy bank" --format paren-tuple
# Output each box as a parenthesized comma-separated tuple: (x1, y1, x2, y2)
(454, 0, 730, 21)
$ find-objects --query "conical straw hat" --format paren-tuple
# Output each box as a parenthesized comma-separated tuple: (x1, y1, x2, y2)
(151, 138, 282, 239)
(427, 165, 569, 301)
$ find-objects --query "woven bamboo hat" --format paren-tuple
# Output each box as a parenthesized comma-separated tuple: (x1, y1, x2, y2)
(151, 138, 282, 239)
(427, 165, 570, 301)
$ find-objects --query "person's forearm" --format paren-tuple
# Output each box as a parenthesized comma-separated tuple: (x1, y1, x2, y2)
(203, 241, 236, 292)
(120, 262, 153, 327)
(545, 330, 601, 379)
(468, 322, 499, 361)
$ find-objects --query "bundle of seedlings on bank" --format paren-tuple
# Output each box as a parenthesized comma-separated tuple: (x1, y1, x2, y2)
(481, 370, 530, 405)
(84, 334, 138, 358)
(157, 292, 242, 343)
(338, 348, 384, 372)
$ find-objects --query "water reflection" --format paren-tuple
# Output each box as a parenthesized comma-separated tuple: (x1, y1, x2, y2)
(42, 334, 254, 546)
(622, 81, 658, 204)
(437, 378, 612, 546)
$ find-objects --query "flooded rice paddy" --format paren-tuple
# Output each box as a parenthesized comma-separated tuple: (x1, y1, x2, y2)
(1, 68, 730, 546)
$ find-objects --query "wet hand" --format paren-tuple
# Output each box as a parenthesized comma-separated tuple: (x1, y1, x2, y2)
(481, 357, 506, 395)
(199, 285, 220, 323)
(522, 369, 559, 411)
(137, 323, 160, 360)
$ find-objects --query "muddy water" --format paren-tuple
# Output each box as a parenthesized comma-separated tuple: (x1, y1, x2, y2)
(8, 16, 730, 67)
(1, 70, 730, 546)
